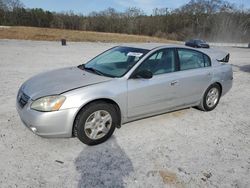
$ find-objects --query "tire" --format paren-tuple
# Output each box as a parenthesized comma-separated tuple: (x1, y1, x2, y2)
(74, 101, 118, 145)
(198, 83, 221, 111)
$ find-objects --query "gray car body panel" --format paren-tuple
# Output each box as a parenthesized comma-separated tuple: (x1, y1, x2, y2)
(22, 67, 112, 100)
(16, 45, 233, 138)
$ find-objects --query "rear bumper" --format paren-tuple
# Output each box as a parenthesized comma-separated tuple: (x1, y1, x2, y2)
(16, 100, 78, 138)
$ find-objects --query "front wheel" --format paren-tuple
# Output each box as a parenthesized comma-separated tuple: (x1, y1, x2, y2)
(74, 102, 118, 145)
(198, 84, 221, 111)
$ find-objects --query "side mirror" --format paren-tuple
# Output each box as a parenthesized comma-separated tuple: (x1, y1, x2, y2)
(133, 69, 153, 79)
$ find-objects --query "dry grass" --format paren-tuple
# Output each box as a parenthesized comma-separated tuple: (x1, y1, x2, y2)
(0, 26, 177, 43)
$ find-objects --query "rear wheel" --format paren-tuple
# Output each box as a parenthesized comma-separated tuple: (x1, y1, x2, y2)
(74, 102, 118, 145)
(198, 84, 221, 111)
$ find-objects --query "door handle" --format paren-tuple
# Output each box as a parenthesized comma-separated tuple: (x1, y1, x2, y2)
(170, 80, 179, 86)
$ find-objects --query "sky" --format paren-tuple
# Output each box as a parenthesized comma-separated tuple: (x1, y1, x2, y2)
(21, 0, 250, 15)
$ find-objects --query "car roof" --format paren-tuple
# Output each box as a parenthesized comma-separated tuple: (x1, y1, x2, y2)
(119, 43, 201, 51)
(120, 43, 186, 50)
(119, 43, 227, 60)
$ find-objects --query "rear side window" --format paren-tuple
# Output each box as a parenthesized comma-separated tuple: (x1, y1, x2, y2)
(203, 54, 211, 67)
(177, 49, 210, 71)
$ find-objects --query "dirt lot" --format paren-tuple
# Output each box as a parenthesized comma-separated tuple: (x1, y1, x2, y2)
(0, 40, 249, 188)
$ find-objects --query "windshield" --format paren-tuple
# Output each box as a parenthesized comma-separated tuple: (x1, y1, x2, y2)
(82, 46, 149, 77)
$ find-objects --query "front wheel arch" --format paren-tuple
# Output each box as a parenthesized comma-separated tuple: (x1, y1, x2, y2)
(72, 98, 121, 137)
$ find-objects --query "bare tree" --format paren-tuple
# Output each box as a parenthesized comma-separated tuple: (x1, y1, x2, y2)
(0, 0, 249, 42)
(3, 0, 23, 10)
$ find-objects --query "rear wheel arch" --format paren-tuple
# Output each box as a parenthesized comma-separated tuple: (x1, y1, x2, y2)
(72, 98, 121, 137)
(215, 82, 222, 94)
(198, 82, 222, 111)
(201, 81, 222, 99)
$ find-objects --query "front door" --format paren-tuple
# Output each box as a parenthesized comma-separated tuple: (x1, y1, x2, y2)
(127, 48, 179, 118)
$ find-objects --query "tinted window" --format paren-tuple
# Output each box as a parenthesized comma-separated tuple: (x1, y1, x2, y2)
(178, 49, 209, 71)
(136, 49, 176, 75)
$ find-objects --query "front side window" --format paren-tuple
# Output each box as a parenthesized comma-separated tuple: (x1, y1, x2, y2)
(83, 47, 149, 77)
(135, 49, 176, 75)
(177, 49, 210, 71)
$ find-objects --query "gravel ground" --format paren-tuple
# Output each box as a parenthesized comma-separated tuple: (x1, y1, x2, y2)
(0, 40, 249, 188)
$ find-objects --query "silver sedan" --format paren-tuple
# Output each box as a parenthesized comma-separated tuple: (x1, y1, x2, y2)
(16, 44, 233, 145)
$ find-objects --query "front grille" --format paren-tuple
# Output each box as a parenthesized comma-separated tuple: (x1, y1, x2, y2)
(17, 90, 30, 108)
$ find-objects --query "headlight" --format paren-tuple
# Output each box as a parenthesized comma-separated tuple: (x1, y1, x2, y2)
(31, 95, 66, 112)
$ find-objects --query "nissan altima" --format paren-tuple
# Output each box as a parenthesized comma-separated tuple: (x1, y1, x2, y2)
(16, 44, 233, 145)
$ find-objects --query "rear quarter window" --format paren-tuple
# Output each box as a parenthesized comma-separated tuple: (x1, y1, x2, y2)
(203, 54, 211, 67)
(177, 49, 211, 71)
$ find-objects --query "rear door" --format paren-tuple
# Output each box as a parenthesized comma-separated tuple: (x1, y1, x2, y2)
(173, 48, 213, 105)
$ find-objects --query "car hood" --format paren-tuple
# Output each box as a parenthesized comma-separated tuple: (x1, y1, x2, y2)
(21, 67, 113, 100)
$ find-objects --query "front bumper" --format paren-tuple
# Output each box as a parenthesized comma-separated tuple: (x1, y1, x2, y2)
(16, 100, 78, 138)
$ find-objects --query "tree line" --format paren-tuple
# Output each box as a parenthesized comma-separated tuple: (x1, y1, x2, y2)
(0, 0, 249, 42)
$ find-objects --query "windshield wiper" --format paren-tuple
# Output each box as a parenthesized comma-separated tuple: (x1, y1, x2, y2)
(80, 65, 104, 76)
(86, 67, 104, 76)
(77, 64, 115, 78)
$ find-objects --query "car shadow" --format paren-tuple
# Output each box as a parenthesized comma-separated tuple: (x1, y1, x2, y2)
(232, 64, 250, 73)
(75, 137, 134, 188)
